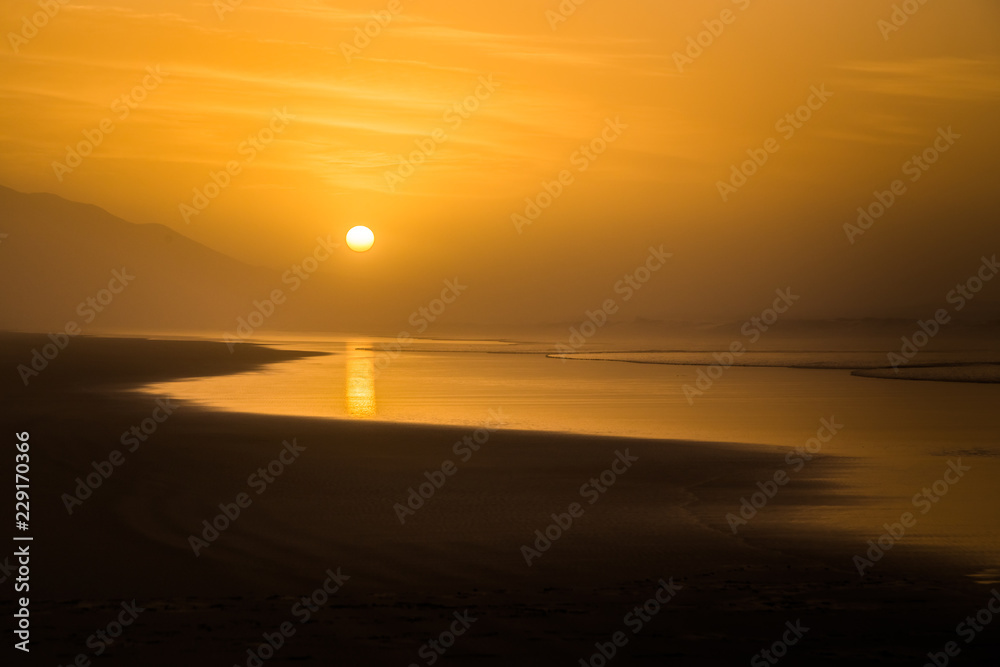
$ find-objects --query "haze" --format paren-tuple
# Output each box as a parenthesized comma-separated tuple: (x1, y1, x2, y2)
(2, 0, 999, 331)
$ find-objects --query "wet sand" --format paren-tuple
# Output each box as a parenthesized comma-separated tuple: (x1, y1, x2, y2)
(1, 333, 997, 665)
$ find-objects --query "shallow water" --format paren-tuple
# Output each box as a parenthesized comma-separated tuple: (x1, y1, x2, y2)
(141, 337, 1000, 579)
(140, 338, 997, 452)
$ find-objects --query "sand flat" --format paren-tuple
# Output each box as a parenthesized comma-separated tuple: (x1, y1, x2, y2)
(2, 333, 998, 665)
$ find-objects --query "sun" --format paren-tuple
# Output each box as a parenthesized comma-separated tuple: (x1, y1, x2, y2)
(346, 226, 375, 253)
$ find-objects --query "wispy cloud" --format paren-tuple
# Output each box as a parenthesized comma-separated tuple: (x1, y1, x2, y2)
(835, 57, 1000, 101)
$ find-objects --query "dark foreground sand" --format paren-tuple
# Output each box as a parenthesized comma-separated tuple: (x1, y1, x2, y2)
(1, 333, 997, 665)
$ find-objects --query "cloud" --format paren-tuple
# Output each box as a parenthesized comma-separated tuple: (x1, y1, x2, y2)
(835, 57, 1000, 101)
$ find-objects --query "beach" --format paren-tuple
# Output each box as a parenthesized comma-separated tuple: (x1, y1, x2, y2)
(2, 332, 998, 665)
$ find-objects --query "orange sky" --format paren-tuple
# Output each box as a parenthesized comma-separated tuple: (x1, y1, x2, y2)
(2, 0, 999, 324)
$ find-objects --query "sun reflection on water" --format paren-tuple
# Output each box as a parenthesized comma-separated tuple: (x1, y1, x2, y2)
(345, 346, 377, 417)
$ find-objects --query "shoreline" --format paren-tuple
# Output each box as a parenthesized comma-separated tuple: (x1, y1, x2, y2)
(2, 333, 997, 664)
